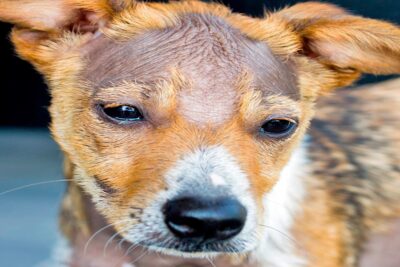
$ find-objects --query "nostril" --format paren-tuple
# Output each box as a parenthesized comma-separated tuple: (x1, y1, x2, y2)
(166, 216, 204, 238)
(216, 219, 244, 235)
(163, 196, 247, 241)
(167, 221, 196, 237)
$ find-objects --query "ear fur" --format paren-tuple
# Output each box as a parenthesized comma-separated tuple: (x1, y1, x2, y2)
(272, 2, 400, 89)
(0, 0, 135, 31)
(299, 17, 400, 74)
(0, 0, 135, 71)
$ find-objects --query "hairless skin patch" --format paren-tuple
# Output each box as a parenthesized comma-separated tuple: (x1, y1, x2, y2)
(83, 13, 298, 126)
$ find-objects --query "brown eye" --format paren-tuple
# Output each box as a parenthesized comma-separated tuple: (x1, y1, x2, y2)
(260, 119, 297, 138)
(102, 105, 144, 123)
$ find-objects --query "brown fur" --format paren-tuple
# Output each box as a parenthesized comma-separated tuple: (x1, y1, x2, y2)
(305, 78, 400, 266)
(1, 1, 400, 267)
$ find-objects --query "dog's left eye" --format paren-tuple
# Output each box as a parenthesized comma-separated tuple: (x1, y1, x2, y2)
(101, 105, 144, 122)
(260, 118, 297, 138)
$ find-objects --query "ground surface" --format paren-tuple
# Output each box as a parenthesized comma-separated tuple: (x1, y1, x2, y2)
(0, 128, 65, 267)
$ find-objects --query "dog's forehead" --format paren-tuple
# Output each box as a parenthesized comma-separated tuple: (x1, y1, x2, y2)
(83, 14, 298, 124)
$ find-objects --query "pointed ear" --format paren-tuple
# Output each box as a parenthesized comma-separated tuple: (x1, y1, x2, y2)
(272, 2, 400, 88)
(0, 0, 134, 70)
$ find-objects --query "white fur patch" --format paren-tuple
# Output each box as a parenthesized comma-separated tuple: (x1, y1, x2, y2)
(251, 141, 309, 267)
(210, 172, 227, 186)
(124, 145, 258, 256)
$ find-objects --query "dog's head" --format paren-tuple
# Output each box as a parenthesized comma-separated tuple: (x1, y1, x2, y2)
(2, 0, 400, 258)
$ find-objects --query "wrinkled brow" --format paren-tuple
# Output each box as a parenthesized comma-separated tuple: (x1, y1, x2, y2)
(82, 13, 300, 126)
(237, 74, 301, 123)
(94, 81, 153, 99)
(92, 70, 187, 112)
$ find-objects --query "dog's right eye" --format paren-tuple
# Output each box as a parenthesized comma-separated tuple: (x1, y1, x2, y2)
(101, 104, 144, 123)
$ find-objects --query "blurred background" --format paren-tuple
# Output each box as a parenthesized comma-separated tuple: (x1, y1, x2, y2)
(0, 1, 398, 267)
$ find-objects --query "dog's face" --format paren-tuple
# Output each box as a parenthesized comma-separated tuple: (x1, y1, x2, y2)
(2, 0, 400, 258)
(60, 11, 304, 255)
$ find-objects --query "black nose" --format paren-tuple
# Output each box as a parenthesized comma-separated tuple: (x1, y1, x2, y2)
(163, 196, 247, 242)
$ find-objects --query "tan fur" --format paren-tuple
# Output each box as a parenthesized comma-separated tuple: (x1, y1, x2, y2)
(295, 183, 347, 267)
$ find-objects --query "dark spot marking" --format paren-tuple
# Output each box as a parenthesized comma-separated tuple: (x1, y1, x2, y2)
(130, 207, 143, 213)
(94, 176, 118, 194)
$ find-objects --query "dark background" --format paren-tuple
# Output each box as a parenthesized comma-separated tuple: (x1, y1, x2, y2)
(0, 0, 399, 127)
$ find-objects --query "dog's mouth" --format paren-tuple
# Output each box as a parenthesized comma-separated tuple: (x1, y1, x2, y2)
(118, 225, 252, 259)
(120, 220, 252, 257)
(138, 238, 247, 255)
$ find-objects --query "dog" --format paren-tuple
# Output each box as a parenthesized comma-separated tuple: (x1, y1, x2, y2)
(1, 0, 400, 266)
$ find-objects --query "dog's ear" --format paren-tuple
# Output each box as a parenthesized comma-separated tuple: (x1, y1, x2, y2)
(272, 2, 400, 91)
(0, 0, 134, 71)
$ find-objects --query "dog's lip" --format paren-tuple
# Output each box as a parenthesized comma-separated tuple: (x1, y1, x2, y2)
(120, 244, 224, 266)
(136, 238, 246, 255)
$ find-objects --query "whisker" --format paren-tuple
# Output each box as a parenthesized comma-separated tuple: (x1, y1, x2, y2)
(0, 179, 73, 197)
(206, 256, 217, 267)
(103, 225, 131, 256)
(111, 236, 140, 267)
(129, 247, 148, 265)
(155, 249, 163, 260)
(123, 240, 141, 258)
(118, 236, 127, 250)
(258, 223, 302, 249)
(83, 220, 129, 256)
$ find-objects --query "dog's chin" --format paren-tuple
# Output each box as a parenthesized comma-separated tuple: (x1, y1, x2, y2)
(108, 242, 253, 267)
(144, 245, 241, 258)
(144, 246, 224, 258)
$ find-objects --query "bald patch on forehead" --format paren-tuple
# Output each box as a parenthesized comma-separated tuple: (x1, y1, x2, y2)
(82, 13, 298, 125)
